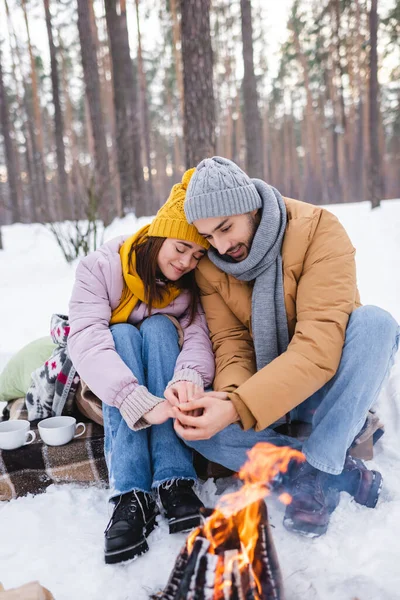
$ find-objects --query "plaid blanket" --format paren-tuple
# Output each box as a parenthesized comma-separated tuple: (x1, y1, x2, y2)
(1, 398, 382, 502)
(0, 401, 108, 502)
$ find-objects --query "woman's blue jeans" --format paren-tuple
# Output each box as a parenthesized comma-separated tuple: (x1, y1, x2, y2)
(103, 315, 197, 498)
(185, 306, 400, 475)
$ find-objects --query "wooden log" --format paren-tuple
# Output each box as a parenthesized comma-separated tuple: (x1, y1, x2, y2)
(154, 500, 284, 600)
(154, 537, 217, 600)
(253, 502, 284, 600)
(189, 550, 218, 600)
(151, 544, 190, 600)
(0, 582, 54, 600)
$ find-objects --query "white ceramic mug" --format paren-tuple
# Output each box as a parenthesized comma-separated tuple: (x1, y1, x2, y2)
(38, 416, 86, 446)
(0, 420, 36, 450)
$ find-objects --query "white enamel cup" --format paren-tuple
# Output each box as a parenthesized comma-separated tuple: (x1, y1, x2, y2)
(0, 420, 36, 450)
(38, 416, 86, 446)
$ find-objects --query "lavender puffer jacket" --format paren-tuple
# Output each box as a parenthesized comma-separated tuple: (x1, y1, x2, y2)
(68, 236, 215, 430)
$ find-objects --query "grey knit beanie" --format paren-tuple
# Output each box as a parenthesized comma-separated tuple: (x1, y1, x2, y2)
(184, 156, 262, 223)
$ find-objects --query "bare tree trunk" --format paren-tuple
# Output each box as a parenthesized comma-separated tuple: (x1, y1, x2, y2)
(5, 0, 40, 221)
(166, 86, 182, 179)
(325, 58, 342, 202)
(225, 101, 233, 159)
(77, 0, 114, 224)
(96, 11, 122, 218)
(218, 1, 236, 163)
(333, 0, 352, 201)
(58, 35, 76, 151)
(287, 94, 300, 197)
(44, 0, 70, 219)
(180, 0, 215, 167)
(135, 0, 154, 208)
(282, 114, 290, 194)
(369, 0, 382, 209)
(115, 0, 145, 215)
(350, 0, 366, 202)
(21, 0, 49, 219)
(22, 0, 44, 154)
(58, 33, 84, 218)
(263, 105, 272, 181)
(170, 0, 185, 122)
(2, 4, 26, 218)
(290, 20, 324, 203)
(211, 1, 224, 159)
(105, 0, 135, 214)
(0, 49, 22, 223)
(240, 0, 263, 178)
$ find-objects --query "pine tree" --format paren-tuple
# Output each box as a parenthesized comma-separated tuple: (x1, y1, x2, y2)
(180, 0, 216, 167)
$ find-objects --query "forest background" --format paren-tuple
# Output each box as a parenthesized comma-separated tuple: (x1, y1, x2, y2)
(0, 0, 399, 254)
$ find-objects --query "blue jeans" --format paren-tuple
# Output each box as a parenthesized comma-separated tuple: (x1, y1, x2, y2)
(186, 306, 400, 475)
(103, 315, 197, 498)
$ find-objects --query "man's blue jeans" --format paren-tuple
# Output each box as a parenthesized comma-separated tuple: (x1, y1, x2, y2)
(103, 315, 197, 498)
(185, 306, 400, 475)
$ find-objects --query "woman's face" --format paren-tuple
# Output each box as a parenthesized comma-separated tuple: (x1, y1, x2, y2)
(157, 239, 206, 281)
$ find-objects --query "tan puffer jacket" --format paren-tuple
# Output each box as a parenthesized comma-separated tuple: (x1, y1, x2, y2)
(196, 197, 361, 431)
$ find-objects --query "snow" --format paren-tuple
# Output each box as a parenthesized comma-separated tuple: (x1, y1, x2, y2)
(0, 200, 399, 599)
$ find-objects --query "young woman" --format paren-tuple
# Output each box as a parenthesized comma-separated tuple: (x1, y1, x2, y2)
(68, 170, 214, 564)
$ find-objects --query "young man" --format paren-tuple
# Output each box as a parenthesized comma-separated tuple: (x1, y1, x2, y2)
(171, 156, 399, 537)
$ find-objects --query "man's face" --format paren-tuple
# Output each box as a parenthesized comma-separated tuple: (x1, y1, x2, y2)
(193, 210, 259, 262)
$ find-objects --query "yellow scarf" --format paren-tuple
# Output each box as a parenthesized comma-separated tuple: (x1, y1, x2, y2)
(110, 225, 181, 325)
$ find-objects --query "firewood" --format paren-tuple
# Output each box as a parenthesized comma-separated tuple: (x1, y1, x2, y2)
(253, 503, 283, 599)
(154, 500, 284, 600)
(0, 582, 54, 600)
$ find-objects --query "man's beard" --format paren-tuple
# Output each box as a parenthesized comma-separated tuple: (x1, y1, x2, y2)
(225, 213, 259, 261)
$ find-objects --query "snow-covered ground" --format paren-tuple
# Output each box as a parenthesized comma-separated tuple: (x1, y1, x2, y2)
(0, 200, 399, 599)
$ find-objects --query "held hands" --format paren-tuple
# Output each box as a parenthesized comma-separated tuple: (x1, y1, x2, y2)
(143, 381, 204, 427)
(147, 386, 241, 438)
(172, 391, 240, 441)
(164, 381, 203, 406)
(164, 381, 203, 416)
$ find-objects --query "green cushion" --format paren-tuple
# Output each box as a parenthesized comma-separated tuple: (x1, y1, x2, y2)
(0, 337, 56, 402)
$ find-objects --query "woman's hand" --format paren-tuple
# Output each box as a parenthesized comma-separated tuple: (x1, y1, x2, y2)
(165, 381, 204, 417)
(164, 381, 203, 406)
(143, 400, 174, 425)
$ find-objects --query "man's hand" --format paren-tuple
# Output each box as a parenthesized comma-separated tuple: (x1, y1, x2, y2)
(172, 392, 239, 441)
(143, 400, 174, 425)
(164, 381, 203, 417)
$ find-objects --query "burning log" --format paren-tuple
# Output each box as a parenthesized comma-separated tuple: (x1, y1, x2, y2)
(153, 443, 304, 600)
(155, 500, 283, 600)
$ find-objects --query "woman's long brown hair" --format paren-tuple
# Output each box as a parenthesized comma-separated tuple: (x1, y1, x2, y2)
(128, 236, 200, 324)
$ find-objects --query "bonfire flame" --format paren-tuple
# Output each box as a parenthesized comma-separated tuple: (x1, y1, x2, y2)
(188, 443, 305, 597)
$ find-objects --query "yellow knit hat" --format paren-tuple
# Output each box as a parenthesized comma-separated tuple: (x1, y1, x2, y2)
(148, 169, 209, 250)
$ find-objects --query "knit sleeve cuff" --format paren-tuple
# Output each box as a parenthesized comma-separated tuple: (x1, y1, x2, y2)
(166, 368, 204, 390)
(119, 386, 164, 431)
(229, 391, 256, 430)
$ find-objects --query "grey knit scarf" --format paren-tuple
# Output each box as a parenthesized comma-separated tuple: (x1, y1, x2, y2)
(208, 179, 289, 371)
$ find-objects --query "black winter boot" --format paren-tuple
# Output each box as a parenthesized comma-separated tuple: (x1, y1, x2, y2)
(158, 479, 204, 534)
(104, 490, 159, 564)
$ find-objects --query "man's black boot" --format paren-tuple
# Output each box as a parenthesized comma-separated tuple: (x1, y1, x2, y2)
(104, 490, 159, 564)
(283, 462, 340, 538)
(158, 479, 204, 534)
